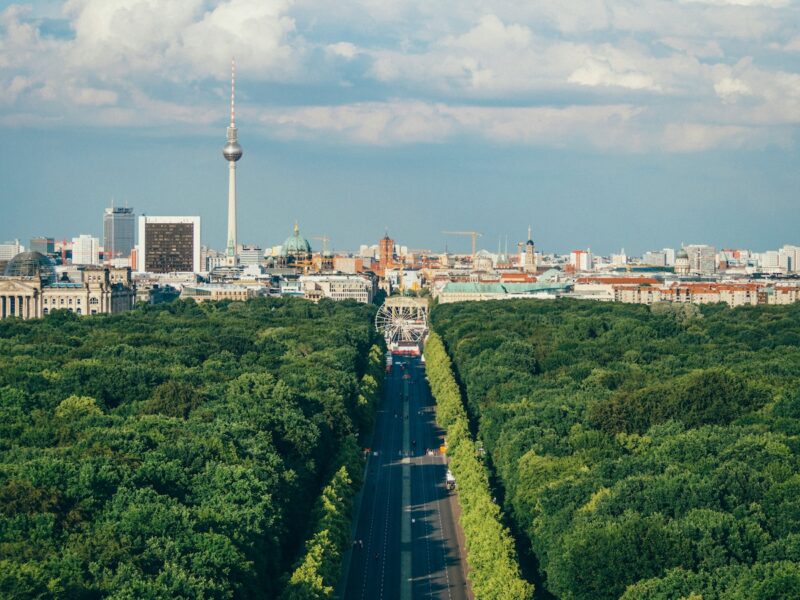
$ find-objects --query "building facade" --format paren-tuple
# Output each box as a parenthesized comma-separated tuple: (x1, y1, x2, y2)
(239, 245, 262, 267)
(379, 234, 394, 269)
(299, 274, 375, 303)
(180, 284, 258, 303)
(137, 216, 201, 273)
(72, 234, 100, 265)
(29, 237, 55, 255)
(686, 244, 717, 274)
(0, 240, 23, 261)
(0, 252, 135, 319)
(104, 206, 136, 260)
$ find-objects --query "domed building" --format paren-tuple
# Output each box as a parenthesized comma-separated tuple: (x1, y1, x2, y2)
(0, 251, 135, 320)
(4, 251, 57, 285)
(281, 222, 312, 266)
(675, 247, 691, 276)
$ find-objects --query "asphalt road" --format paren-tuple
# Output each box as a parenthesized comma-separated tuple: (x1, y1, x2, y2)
(343, 356, 470, 600)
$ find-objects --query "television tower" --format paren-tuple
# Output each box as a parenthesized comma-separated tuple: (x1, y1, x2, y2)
(222, 58, 243, 266)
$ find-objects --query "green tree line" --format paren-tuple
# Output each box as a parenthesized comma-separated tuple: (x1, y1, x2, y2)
(0, 298, 381, 599)
(425, 332, 534, 600)
(432, 299, 800, 599)
(280, 342, 384, 600)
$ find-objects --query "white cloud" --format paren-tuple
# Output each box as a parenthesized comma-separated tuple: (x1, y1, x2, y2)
(327, 42, 359, 59)
(662, 122, 761, 151)
(568, 57, 661, 91)
(714, 76, 752, 101)
(678, 0, 790, 7)
(255, 100, 643, 148)
(58, 0, 299, 80)
(0, 0, 798, 152)
(68, 85, 118, 106)
(660, 37, 724, 58)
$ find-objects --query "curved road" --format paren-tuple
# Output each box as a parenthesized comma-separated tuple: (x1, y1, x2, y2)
(343, 356, 470, 600)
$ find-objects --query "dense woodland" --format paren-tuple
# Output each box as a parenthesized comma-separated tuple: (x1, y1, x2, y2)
(432, 299, 800, 600)
(0, 299, 382, 599)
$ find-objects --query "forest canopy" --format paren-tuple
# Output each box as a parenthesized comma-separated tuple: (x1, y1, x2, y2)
(0, 298, 381, 599)
(432, 299, 800, 600)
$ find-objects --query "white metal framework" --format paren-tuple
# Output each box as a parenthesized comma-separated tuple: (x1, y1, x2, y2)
(375, 296, 429, 346)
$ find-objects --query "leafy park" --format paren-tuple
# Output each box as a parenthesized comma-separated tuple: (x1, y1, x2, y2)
(432, 299, 800, 599)
(0, 298, 382, 599)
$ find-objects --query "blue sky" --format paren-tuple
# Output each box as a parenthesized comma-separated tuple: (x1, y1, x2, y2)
(0, 0, 798, 255)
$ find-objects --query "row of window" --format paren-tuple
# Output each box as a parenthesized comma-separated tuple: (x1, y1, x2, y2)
(42, 308, 99, 316)
(42, 297, 101, 306)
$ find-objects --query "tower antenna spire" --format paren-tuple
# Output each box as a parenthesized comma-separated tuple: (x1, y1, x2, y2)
(230, 57, 236, 128)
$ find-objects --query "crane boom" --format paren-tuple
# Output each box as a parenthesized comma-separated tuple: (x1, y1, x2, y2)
(441, 231, 483, 257)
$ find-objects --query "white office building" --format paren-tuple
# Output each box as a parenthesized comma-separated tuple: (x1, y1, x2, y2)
(72, 235, 100, 266)
(642, 251, 667, 267)
(0, 240, 23, 261)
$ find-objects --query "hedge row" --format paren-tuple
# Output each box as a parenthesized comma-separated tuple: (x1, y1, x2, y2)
(425, 332, 534, 600)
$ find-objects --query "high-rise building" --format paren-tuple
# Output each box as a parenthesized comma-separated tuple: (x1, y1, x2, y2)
(663, 248, 676, 266)
(103, 206, 136, 260)
(780, 245, 800, 272)
(29, 237, 55, 255)
(71, 234, 100, 265)
(239, 245, 262, 267)
(642, 251, 667, 267)
(0, 240, 23, 261)
(571, 249, 593, 271)
(222, 59, 243, 267)
(686, 244, 716, 275)
(137, 216, 201, 273)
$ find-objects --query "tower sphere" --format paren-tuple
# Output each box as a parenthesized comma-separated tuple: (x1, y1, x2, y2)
(223, 140, 242, 162)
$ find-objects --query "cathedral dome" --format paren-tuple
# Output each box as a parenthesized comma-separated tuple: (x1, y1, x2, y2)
(676, 248, 689, 259)
(281, 223, 312, 257)
(4, 252, 56, 285)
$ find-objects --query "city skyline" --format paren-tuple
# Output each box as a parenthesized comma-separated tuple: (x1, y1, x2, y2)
(1, 0, 799, 255)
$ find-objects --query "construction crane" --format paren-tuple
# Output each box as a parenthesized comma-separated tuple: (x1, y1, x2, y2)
(441, 231, 483, 258)
(312, 235, 330, 254)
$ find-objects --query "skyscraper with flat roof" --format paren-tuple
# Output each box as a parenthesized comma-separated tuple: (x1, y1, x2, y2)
(137, 216, 201, 273)
(72, 234, 100, 265)
(29, 237, 55, 255)
(104, 206, 135, 260)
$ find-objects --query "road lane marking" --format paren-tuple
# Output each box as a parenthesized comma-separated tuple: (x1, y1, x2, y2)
(361, 374, 399, 600)
(400, 369, 412, 600)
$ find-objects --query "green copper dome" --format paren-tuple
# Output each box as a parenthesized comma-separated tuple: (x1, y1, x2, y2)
(281, 222, 312, 257)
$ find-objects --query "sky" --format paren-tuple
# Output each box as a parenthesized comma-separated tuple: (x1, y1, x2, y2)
(0, 0, 798, 255)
